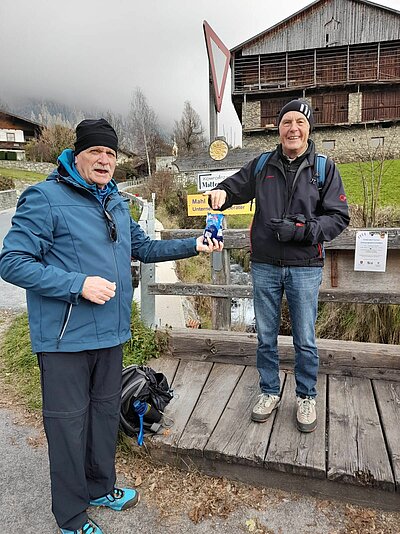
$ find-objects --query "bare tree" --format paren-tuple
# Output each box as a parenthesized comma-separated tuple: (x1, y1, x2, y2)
(103, 110, 129, 150)
(355, 125, 399, 227)
(25, 125, 75, 163)
(173, 101, 205, 155)
(128, 88, 162, 176)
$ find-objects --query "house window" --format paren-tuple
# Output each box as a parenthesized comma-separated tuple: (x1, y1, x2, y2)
(322, 140, 335, 150)
(6, 132, 15, 142)
(370, 137, 384, 148)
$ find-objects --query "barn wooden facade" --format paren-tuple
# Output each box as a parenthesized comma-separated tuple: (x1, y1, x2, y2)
(231, 0, 400, 162)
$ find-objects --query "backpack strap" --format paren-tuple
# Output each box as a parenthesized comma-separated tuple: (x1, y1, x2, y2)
(254, 151, 272, 178)
(254, 151, 327, 190)
(316, 154, 327, 190)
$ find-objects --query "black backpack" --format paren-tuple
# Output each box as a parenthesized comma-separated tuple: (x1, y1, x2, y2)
(120, 365, 173, 439)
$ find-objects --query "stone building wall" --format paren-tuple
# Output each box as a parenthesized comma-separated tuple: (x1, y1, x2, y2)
(242, 91, 400, 162)
(243, 124, 400, 163)
(348, 92, 362, 123)
(243, 101, 261, 130)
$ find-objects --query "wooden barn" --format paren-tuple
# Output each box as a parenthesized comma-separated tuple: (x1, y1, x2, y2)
(231, 0, 400, 162)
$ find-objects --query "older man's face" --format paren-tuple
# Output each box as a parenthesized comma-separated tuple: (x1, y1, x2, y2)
(75, 146, 117, 189)
(279, 111, 310, 158)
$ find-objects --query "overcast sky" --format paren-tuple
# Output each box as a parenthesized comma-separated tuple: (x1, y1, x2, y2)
(1, 0, 399, 146)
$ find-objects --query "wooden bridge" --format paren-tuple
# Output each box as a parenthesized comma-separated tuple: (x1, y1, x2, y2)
(127, 213, 400, 511)
(148, 332, 400, 511)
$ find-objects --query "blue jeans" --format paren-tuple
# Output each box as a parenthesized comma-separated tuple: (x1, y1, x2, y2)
(251, 262, 322, 398)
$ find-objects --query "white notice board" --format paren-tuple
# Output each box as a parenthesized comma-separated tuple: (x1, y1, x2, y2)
(197, 169, 239, 192)
(354, 230, 388, 272)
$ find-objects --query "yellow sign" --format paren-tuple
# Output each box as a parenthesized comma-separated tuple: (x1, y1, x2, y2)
(187, 194, 255, 216)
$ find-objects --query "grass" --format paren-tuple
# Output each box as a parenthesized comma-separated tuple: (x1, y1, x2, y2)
(337, 159, 400, 207)
(1, 313, 41, 411)
(0, 303, 168, 412)
(0, 166, 47, 183)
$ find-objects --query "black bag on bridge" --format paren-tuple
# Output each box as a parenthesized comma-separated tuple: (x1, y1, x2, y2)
(120, 364, 173, 442)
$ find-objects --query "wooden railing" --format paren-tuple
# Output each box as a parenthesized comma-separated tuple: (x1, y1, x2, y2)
(148, 227, 400, 330)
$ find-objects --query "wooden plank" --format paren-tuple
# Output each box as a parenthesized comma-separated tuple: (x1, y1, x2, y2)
(148, 282, 400, 304)
(211, 249, 231, 330)
(177, 363, 244, 454)
(373, 380, 400, 490)
(147, 357, 180, 386)
(321, 250, 400, 293)
(151, 360, 213, 449)
(164, 329, 400, 381)
(328, 375, 395, 491)
(265, 374, 326, 479)
(153, 452, 400, 512)
(160, 227, 400, 250)
(205, 367, 285, 465)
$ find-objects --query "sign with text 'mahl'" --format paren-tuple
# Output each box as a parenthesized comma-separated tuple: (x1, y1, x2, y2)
(187, 194, 255, 216)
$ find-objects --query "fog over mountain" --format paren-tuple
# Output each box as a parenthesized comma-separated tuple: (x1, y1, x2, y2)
(1, 0, 399, 145)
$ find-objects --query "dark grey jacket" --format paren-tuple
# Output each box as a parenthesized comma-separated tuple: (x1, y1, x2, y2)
(214, 141, 350, 266)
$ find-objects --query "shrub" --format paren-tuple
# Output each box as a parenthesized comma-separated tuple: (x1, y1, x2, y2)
(114, 161, 140, 182)
(123, 301, 169, 366)
(25, 125, 75, 164)
(0, 175, 15, 191)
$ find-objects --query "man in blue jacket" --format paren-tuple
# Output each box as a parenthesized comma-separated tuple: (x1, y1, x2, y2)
(205, 100, 349, 435)
(0, 118, 222, 534)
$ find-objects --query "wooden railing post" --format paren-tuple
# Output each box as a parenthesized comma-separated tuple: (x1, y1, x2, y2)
(139, 194, 156, 327)
(211, 247, 231, 330)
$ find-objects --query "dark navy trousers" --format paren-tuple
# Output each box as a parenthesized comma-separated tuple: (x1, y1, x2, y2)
(37, 345, 123, 530)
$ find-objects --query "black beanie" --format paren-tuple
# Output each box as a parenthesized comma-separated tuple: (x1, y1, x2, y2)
(277, 100, 314, 130)
(74, 118, 118, 156)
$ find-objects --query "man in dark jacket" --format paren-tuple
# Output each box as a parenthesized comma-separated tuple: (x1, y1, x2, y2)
(205, 100, 349, 434)
(0, 118, 222, 534)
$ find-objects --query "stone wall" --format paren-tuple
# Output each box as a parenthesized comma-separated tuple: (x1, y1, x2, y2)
(242, 91, 400, 162)
(243, 101, 261, 130)
(243, 124, 400, 163)
(0, 189, 18, 210)
(0, 160, 54, 174)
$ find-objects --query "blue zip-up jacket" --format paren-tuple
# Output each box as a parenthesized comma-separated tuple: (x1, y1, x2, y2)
(0, 165, 198, 353)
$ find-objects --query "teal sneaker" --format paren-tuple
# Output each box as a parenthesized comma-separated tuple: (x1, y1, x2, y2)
(90, 487, 139, 511)
(60, 518, 103, 533)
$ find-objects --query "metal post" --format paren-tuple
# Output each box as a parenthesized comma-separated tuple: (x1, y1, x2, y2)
(209, 67, 218, 142)
(140, 195, 156, 327)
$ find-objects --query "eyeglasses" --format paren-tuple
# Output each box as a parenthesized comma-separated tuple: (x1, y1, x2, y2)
(104, 209, 117, 242)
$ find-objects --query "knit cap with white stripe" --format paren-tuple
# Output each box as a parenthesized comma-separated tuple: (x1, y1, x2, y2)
(277, 100, 314, 131)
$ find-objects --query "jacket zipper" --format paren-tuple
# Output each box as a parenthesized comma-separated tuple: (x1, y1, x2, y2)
(284, 158, 310, 217)
(57, 303, 73, 348)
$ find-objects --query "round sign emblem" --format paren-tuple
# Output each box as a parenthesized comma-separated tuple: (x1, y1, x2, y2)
(209, 138, 229, 161)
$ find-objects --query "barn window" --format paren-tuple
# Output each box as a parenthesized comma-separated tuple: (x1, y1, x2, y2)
(322, 140, 335, 150)
(6, 132, 15, 142)
(370, 137, 384, 148)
